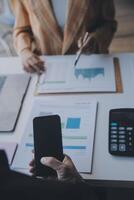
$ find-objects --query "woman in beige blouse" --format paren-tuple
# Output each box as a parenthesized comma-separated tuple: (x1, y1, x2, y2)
(11, 0, 117, 73)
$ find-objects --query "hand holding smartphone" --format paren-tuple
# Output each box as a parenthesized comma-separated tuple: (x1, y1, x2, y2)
(33, 115, 64, 177)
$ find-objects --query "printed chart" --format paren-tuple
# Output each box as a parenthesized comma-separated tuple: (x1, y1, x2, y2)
(37, 55, 116, 93)
(12, 99, 97, 173)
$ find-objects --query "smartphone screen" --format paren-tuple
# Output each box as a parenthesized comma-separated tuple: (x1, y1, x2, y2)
(33, 115, 64, 177)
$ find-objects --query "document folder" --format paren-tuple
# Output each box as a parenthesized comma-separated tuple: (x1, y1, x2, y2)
(0, 74, 31, 132)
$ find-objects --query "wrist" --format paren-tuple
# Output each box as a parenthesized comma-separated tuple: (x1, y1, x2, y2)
(20, 48, 32, 56)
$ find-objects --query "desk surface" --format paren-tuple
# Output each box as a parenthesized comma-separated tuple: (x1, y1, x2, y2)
(0, 54, 134, 183)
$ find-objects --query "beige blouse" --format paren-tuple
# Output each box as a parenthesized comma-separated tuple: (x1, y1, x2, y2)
(11, 0, 117, 55)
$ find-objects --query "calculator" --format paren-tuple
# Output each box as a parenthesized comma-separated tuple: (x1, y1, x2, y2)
(109, 109, 134, 156)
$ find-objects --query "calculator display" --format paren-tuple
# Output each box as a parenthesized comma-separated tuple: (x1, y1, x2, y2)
(111, 112, 134, 123)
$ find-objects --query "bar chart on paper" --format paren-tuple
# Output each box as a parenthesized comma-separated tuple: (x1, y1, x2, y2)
(12, 99, 97, 173)
(37, 55, 116, 94)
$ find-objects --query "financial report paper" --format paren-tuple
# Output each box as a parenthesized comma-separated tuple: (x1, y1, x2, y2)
(12, 99, 97, 173)
(37, 55, 116, 94)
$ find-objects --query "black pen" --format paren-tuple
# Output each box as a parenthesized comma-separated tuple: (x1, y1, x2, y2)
(74, 48, 82, 67)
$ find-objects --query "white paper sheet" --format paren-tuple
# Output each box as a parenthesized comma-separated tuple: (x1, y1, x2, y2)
(0, 142, 17, 165)
(37, 55, 116, 94)
(12, 99, 97, 173)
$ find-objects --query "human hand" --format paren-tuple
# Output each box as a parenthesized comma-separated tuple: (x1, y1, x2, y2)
(20, 49, 45, 74)
(29, 155, 83, 183)
(78, 32, 99, 54)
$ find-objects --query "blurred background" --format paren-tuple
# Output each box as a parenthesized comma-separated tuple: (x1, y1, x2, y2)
(110, 0, 134, 53)
(0, 0, 134, 57)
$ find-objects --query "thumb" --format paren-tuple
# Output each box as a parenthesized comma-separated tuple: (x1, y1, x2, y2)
(78, 37, 83, 48)
(40, 157, 63, 171)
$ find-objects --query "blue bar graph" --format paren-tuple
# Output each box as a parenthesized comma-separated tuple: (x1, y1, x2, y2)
(66, 118, 81, 129)
(25, 143, 33, 147)
(63, 146, 86, 150)
(26, 143, 86, 150)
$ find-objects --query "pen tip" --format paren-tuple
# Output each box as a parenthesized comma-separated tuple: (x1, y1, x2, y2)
(74, 61, 77, 67)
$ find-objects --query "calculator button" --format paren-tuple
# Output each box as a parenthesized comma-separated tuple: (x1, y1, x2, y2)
(111, 139, 117, 143)
(119, 127, 125, 130)
(119, 144, 126, 152)
(129, 137, 132, 141)
(119, 131, 125, 135)
(111, 122, 118, 126)
(126, 127, 133, 131)
(129, 142, 132, 146)
(119, 135, 125, 139)
(128, 132, 132, 136)
(111, 135, 117, 139)
(111, 144, 118, 151)
(111, 127, 117, 130)
(111, 131, 117, 134)
(119, 139, 125, 143)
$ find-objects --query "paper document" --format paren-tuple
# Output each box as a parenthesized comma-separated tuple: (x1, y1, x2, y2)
(0, 74, 31, 132)
(0, 142, 17, 165)
(12, 99, 97, 173)
(36, 55, 116, 94)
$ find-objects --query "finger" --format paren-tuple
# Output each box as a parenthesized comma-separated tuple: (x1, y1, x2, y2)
(24, 59, 37, 73)
(78, 37, 83, 48)
(63, 155, 75, 168)
(31, 57, 45, 72)
(83, 32, 89, 44)
(84, 35, 91, 45)
(32, 65, 42, 74)
(82, 36, 92, 49)
(29, 159, 35, 167)
(33, 56, 45, 67)
(23, 63, 34, 73)
(34, 64, 45, 74)
(28, 59, 39, 73)
(23, 66, 30, 73)
(29, 58, 44, 74)
(35, 62, 45, 72)
(32, 149, 34, 154)
(29, 166, 36, 174)
(29, 159, 36, 174)
(40, 157, 63, 171)
(29, 65, 37, 73)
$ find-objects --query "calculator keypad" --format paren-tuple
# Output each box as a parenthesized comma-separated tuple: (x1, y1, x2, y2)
(109, 122, 134, 155)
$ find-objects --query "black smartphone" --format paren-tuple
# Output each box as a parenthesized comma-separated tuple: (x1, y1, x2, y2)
(33, 115, 64, 177)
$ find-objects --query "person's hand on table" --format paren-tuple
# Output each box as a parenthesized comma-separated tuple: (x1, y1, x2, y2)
(20, 48, 45, 74)
(29, 155, 83, 183)
(78, 32, 99, 54)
